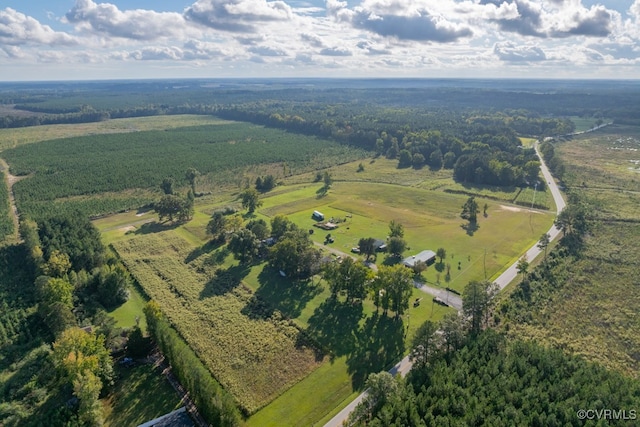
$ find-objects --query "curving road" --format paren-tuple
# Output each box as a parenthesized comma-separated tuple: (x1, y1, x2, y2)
(492, 142, 566, 290)
(322, 140, 567, 427)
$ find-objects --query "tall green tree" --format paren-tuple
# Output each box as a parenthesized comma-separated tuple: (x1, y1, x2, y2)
(387, 236, 407, 258)
(537, 232, 551, 261)
(374, 264, 413, 318)
(240, 188, 263, 213)
(207, 212, 227, 240)
(388, 220, 404, 238)
(358, 237, 377, 261)
(461, 196, 480, 223)
(95, 264, 131, 309)
(410, 320, 439, 368)
(270, 214, 295, 240)
(160, 177, 174, 195)
(74, 370, 104, 427)
(462, 280, 498, 335)
(228, 229, 260, 264)
(185, 167, 199, 195)
(323, 257, 372, 301)
(516, 255, 529, 283)
(436, 247, 447, 264)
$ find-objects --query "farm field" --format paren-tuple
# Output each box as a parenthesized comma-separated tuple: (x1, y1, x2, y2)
(0, 115, 232, 150)
(504, 125, 640, 376)
(102, 171, 553, 425)
(1, 121, 367, 220)
(112, 232, 324, 415)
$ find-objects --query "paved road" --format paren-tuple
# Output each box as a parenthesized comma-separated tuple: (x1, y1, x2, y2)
(322, 140, 567, 427)
(414, 282, 463, 311)
(493, 142, 566, 290)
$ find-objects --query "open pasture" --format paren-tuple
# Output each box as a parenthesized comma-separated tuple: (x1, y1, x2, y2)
(112, 232, 323, 415)
(256, 181, 554, 293)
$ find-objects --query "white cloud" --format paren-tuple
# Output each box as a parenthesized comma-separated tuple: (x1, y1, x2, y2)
(185, 0, 293, 32)
(327, 0, 473, 42)
(0, 8, 77, 46)
(494, 41, 546, 61)
(64, 0, 188, 41)
(319, 46, 352, 56)
(128, 46, 184, 61)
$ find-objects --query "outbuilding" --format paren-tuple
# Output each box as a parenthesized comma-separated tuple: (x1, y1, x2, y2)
(402, 250, 437, 268)
(312, 210, 325, 221)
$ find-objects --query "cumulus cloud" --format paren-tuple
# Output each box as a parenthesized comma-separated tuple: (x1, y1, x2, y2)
(0, 8, 77, 46)
(300, 33, 325, 48)
(128, 46, 184, 60)
(319, 46, 352, 56)
(494, 42, 546, 61)
(64, 0, 187, 40)
(327, 0, 472, 42)
(356, 40, 391, 55)
(185, 0, 293, 33)
(248, 45, 287, 56)
(481, 0, 616, 38)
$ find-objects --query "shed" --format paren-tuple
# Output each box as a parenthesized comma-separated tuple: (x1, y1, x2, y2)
(402, 250, 437, 268)
(312, 210, 325, 221)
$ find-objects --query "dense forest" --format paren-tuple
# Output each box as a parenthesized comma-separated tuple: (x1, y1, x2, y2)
(349, 330, 640, 426)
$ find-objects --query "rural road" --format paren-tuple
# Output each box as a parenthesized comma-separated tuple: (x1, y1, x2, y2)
(322, 140, 567, 427)
(492, 142, 566, 290)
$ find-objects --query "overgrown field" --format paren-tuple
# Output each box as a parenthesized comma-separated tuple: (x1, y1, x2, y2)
(559, 125, 640, 220)
(503, 125, 640, 376)
(2, 122, 367, 220)
(112, 232, 324, 414)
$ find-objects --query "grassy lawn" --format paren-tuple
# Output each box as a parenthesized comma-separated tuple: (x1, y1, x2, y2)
(108, 285, 148, 332)
(254, 181, 554, 294)
(102, 363, 183, 427)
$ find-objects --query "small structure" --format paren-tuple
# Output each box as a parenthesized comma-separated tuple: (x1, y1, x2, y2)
(402, 250, 437, 268)
(136, 407, 193, 427)
(373, 239, 387, 252)
(314, 222, 338, 230)
(312, 210, 325, 221)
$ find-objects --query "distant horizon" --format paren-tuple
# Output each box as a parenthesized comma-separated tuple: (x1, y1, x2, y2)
(2, 1, 639, 81)
(2, 76, 640, 84)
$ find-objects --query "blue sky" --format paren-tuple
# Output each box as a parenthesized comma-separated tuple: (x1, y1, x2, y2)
(1, 0, 639, 81)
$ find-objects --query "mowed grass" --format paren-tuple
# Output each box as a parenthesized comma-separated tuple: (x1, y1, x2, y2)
(112, 232, 324, 414)
(0, 115, 232, 150)
(255, 181, 554, 293)
(102, 363, 182, 427)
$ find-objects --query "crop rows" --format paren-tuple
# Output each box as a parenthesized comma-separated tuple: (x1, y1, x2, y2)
(113, 232, 323, 414)
(0, 171, 13, 240)
(3, 123, 366, 217)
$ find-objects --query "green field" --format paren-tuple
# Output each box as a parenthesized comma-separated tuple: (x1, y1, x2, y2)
(504, 125, 640, 377)
(0, 115, 232, 151)
(2, 121, 367, 220)
(97, 166, 553, 425)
